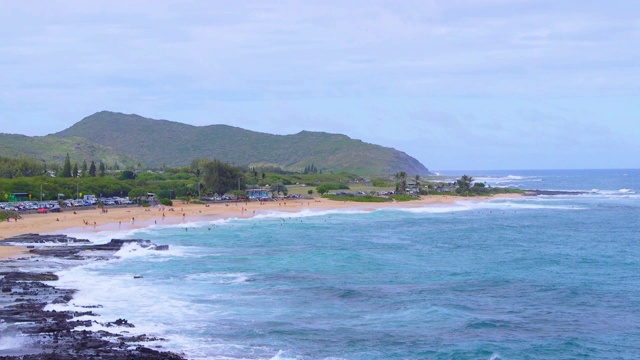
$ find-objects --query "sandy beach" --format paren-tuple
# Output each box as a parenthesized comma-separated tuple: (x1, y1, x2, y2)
(0, 194, 520, 258)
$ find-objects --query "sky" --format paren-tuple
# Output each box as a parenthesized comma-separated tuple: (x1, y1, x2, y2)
(1, 0, 639, 171)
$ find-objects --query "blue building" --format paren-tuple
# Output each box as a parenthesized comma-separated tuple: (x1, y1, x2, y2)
(245, 189, 269, 199)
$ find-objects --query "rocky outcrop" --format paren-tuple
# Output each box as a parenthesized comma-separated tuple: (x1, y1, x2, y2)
(1, 235, 169, 259)
(0, 234, 184, 359)
(2, 233, 91, 244)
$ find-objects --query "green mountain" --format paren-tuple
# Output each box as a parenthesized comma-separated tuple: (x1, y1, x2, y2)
(53, 111, 429, 175)
(0, 133, 137, 168)
(1, 111, 429, 175)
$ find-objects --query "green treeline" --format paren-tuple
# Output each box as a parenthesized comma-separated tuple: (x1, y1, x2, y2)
(0, 155, 363, 201)
(0, 156, 49, 178)
(0, 154, 114, 180)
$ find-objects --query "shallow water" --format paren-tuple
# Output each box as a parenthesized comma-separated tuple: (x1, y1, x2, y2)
(46, 169, 640, 359)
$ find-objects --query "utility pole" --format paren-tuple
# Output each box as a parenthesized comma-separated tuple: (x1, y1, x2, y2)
(40, 183, 47, 202)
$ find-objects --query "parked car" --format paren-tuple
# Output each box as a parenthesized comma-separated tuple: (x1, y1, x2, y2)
(37, 207, 48, 213)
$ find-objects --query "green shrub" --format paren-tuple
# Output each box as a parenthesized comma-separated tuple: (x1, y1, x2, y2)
(322, 194, 388, 203)
(0, 211, 19, 221)
(317, 183, 349, 194)
(159, 198, 173, 206)
(389, 194, 416, 202)
(371, 178, 392, 187)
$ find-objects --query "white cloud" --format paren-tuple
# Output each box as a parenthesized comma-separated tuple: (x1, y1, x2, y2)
(1, 0, 639, 169)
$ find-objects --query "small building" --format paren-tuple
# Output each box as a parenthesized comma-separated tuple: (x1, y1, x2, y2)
(245, 189, 269, 199)
(9, 192, 31, 202)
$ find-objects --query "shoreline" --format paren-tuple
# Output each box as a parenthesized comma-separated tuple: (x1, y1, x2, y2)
(0, 235, 186, 359)
(0, 194, 521, 258)
(0, 193, 520, 358)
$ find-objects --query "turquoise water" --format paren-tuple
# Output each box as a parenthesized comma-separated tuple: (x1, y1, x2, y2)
(49, 170, 640, 359)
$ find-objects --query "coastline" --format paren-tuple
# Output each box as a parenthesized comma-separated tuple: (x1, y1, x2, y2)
(0, 194, 521, 255)
(0, 192, 515, 358)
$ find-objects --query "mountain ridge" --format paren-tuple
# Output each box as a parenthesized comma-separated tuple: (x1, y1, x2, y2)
(5, 111, 429, 175)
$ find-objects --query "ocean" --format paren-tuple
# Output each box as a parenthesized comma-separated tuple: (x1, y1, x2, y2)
(45, 169, 640, 359)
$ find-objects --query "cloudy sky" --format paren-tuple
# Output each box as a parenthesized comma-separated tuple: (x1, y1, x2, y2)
(1, 1, 639, 170)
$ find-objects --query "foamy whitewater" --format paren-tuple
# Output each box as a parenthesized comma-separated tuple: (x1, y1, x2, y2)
(43, 169, 640, 359)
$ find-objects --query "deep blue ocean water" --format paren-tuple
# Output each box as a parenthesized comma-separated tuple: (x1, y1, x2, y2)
(43, 170, 640, 359)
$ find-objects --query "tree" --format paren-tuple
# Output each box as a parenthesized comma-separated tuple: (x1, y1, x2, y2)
(394, 171, 408, 194)
(89, 161, 97, 177)
(99, 161, 106, 177)
(271, 183, 288, 197)
(202, 159, 245, 196)
(128, 187, 146, 203)
(308, 189, 314, 196)
(414, 175, 421, 193)
(303, 163, 318, 174)
(81, 160, 88, 177)
(0, 156, 47, 178)
(72, 163, 78, 178)
(456, 175, 474, 194)
(232, 190, 245, 199)
(119, 170, 136, 180)
(61, 153, 72, 178)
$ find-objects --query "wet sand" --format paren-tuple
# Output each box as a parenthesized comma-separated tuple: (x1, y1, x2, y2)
(0, 194, 520, 257)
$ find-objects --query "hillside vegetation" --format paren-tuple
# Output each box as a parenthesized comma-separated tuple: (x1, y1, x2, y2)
(0, 133, 137, 168)
(53, 111, 429, 175)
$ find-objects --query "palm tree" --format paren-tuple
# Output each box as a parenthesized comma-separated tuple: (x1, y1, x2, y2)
(456, 175, 474, 194)
(414, 175, 421, 194)
(395, 171, 408, 194)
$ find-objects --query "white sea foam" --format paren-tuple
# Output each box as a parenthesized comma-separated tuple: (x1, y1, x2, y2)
(389, 199, 586, 214)
(0, 332, 29, 352)
(253, 208, 369, 220)
(46, 265, 200, 340)
(186, 272, 252, 285)
(473, 175, 543, 186)
(269, 350, 300, 360)
(112, 242, 188, 260)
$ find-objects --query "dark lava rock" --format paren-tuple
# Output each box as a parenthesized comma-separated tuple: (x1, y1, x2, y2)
(0, 235, 183, 360)
(105, 318, 135, 328)
(1, 233, 91, 244)
(1, 272, 59, 281)
(22, 238, 170, 259)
